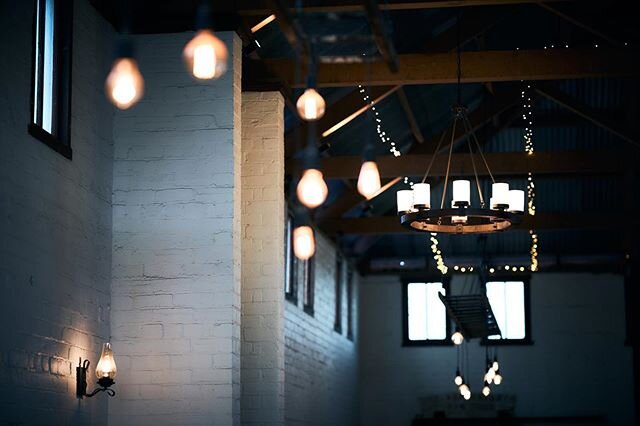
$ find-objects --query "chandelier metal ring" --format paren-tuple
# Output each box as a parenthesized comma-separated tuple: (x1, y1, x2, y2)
(400, 207, 523, 235)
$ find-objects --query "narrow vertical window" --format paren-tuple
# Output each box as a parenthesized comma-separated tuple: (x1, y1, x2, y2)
(402, 280, 450, 346)
(303, 258, 315, 315)
(284, 212, 297, 302)
(30, 0, 73, 158)
(346, 267, 354, 340)
(334, 255, 344, 333)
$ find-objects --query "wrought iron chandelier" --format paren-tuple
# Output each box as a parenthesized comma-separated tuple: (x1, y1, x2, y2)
(395, 15, 525, 235)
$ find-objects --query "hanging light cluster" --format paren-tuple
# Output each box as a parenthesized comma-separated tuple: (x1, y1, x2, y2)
(105, 2, 228, 110)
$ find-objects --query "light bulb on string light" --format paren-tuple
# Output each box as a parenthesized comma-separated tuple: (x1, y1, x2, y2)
(296, 129, 328, 209)
(105, 38, 144, 109)
(183, 3, 228, 80)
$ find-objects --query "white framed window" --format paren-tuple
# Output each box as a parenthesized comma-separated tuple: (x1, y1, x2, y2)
(403, 281, 450, 345)
(485, 280, 530, 342)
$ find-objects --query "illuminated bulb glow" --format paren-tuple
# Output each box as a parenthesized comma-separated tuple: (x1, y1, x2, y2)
(451, 331, 464, 345)
(492, 360, 499, 371)
(296, 88, 326, 121)
(183, 30, 228, 80)
(105, 58, 144, 109)
(493, 372, 503, 385)
(357, 161, 381, 200)
(482, 385, 491, 397)
(297, 169, 328, 209)
(463, 391, 471, 400)
(293, 226, 315, 260)
(459, 383, 469, 395)
(95, 343, 117, 379)
(454, 375, 463, 386)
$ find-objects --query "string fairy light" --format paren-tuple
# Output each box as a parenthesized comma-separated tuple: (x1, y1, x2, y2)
(522, 82, 539, 271)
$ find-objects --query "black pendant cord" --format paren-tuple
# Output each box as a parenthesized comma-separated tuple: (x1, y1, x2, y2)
(463, 114, 496, 184)
(456, 10, 462, 107)
(420, 129, 447, 184)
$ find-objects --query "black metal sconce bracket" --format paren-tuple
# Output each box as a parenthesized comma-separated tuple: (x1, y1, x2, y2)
(76, 358, 116, 399)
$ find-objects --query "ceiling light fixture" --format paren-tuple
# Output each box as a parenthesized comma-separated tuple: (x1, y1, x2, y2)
(105, 38, 144, 110)
(296, 130, 328, 209)
(297, 57, 325, 121)
(183, 2, 228, 80)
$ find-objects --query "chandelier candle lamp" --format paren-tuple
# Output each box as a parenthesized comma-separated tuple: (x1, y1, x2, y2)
(396, 107, 525, 234)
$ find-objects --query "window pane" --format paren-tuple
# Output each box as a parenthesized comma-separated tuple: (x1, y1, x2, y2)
(486, 281, 526, 340)
(284, 215, 292, 295)
(42, 0, 55, 132)
(408, 282, 446, 341)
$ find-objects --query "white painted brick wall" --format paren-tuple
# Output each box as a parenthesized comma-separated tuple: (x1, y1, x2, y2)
(359, 273, 634, 425)
(110, 32, 242, 426)
(240, 92, 285, 426)
(285, 233, 360, 425)
(0, 0, 114, 423)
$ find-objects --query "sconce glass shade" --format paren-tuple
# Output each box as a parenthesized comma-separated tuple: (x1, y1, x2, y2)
(493, 372, 503, 385)
(105, 58, 144, 110)
(95, 343, 117, 380)
(452, 180, 471, 205)
(296, 169, 328, 209)
(357, 161, 381, 200)
(183, 30, 228, 80)
(293, 225, 315, 260)
(451, 330, 464, 345)
(412, 183, 431, 209)
(296, 88, 326, 121)
(508, 190, 525, 213)
(396, 190, 413, 214)
(492, 183, 510, 207)
(482, 384, 491, 397)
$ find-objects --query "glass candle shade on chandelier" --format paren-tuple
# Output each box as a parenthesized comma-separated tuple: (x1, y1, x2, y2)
(395, 107, 525, 234)
(76, 343, 117, 398)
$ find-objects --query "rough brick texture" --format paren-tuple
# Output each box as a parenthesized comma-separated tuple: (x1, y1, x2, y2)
(0, 0, 115, 424)
(359, 273, 634, 425)
(285, 233, 360, 425)
(240, 92, 285, 425)
(109, 32, 242, 426)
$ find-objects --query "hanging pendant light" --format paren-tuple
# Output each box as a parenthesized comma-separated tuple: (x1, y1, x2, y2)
(296, 131, 328, 208)
(292, 210, 316, 260)
(297, 57, 325, 121)
(357, 117, 381, 201)
(183, 3, 228, 80)
(493, 370, 503, 385)
(105, 38, 144, 110)
(451, 329, 464, 345)
(492, 357, 499, 371)
(482, 381, 491, 397)
(454, 370, 463, 386)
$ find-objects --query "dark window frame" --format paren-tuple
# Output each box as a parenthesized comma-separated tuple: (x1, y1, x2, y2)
(401, 277, 453, 347)
(346, 266, 354, 341)
(284, 211, 298, 304)
(29, 0, 74, 159)
(481, 275, 533, 346)
(302, 257, 315, 316)
(334, 254, 344, 333)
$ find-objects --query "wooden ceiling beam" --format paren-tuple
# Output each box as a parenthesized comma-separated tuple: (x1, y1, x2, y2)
(239, 0, 571, 16)
(247, 48, 639, 89)
(322, 213, 636, 235)
(364, 0, 400, 72)
(289, 150, 624, 179)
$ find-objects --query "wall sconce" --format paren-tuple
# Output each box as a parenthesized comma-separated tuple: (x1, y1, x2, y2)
(76, 343, 117, 398)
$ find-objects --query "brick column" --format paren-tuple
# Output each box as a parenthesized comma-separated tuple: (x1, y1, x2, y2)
(240, 92, 285, 425)
(110, 32, 242, 425)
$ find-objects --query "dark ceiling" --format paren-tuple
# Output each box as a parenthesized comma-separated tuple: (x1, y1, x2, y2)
(90, 0, 640, 275)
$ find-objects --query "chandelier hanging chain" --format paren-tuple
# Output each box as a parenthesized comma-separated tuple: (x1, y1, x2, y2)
(464, 114, 496, 184)
(440, 117, 459, 210)
(467, 136, 485, 208)
(420, 127, 448, 184)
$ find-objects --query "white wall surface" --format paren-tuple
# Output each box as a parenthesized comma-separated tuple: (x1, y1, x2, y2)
(285, 233, 359, 426)
(0, 0, 115, 423)
(109, 31, 242, 426)
(359, 273, 634, 426)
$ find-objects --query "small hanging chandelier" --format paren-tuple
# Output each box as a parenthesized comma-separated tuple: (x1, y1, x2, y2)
(395, 21, 524, 234)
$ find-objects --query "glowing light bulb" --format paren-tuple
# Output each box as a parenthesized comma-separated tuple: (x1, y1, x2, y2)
(95, 343, 117, 379)
(482, 384, 491, 397)
(459, 383, 469, 395)
(296, 88, 326, 121)
(183, 30, 228, 80)
(486, 367, 496, 381)
(463, 391, 471, 400)
(297, 169, 328, 209)
(293, 225, 315, 260)
(451, 331, 464, 345)
(493, 372, 503, 385)
(105, 58, 144, 109)
(454, 375, 463, 386)
(492, 360, 499, 371)
(357, 161, 381, 199)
